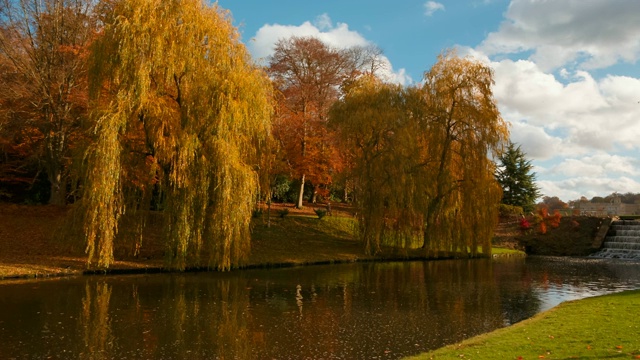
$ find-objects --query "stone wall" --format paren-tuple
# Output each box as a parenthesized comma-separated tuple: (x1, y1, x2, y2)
(518, 216, 609, 256)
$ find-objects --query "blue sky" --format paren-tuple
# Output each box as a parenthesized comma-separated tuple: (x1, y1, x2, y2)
(217, 0, 640, 203)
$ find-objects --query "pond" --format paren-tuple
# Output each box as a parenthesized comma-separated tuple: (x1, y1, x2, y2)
(1, 257, 640, 359)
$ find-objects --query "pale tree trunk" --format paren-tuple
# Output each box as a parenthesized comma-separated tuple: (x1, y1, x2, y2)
(45, 126, 67, 205)
(267, 191, 272, 228)
(311, 184, 318, 204)
(267, 201, 271, 228)
(48, 168, 66, 205)
(296, 174, 305, 209)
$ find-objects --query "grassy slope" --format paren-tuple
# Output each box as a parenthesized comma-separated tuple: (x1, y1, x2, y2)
(0, 203, 525, 278)
(407, 290, 640, 359)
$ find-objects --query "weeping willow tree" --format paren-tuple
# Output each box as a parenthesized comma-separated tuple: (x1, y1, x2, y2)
(329, 75, 426, 255)
(82, 0, 272, 270)
(418, 52, 508, 257)
(330, 52, 508, 257)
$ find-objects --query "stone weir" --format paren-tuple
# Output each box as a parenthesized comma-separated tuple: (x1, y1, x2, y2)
(591, 220, 640, 259)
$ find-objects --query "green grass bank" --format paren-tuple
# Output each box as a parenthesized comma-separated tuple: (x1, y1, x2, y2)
(0, 203, 523, 279)
(406, 290, 640, 359)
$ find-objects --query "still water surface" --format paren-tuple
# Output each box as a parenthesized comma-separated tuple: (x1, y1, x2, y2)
(1, 257, 640, 359)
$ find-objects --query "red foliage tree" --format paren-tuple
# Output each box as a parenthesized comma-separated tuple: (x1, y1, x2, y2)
(268, 36, 368, 207)
(0, 0, 96, 204)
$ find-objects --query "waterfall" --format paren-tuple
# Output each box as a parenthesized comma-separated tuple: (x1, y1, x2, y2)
(591, 220, 640, 259)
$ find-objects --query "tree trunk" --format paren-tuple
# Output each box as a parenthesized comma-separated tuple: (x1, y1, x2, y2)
(48, 168, 66, 205)
(311, 184, 318, 204)
(45, 124, 67, 205)
(267, 192, 272, 228)
(296, 174, 305, 209)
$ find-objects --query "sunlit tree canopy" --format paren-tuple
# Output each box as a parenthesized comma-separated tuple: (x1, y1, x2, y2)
(82, 0, 272, 269)
(0, 0, 97, 204)
(267, 36, 382, 207)
(331, 52, 509, 257)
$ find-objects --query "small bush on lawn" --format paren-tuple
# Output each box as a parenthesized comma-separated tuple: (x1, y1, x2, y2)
(314, 209, 327, 219)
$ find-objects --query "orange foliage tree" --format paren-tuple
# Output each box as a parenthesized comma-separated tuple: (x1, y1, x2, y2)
(267, 36, 379, 207)
(0, 0, 96, 204)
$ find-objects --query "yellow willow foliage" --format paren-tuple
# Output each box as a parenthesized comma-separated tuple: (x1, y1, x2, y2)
(83, 0, 272, 269)
(419, 51, 508, 257)
(330, 75, 427, 254)
(331, 52, 508, 256)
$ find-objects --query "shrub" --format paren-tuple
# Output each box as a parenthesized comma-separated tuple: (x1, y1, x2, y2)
(252, 208, 263, 218)
(314, 209, 327, 219)
(536, 207, 562, 234)
(520, 218, 532, 231)
(277, 208, 289, 218)
(499, 204, 524, 217)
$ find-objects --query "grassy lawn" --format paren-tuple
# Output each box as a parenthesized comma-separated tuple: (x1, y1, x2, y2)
(490, 247, 525, 255)
(406, 290, 640, 360)
(0, 202, 523, 279)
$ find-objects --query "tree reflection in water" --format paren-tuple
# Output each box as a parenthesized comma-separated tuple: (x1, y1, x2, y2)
(80, 282, 113, 359)
(1, 257, 639, 359)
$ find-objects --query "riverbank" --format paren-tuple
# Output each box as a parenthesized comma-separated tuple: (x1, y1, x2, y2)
(3, 204, 638, 358)
(407, 289, 640, 359)
(0, 203, 523, 280)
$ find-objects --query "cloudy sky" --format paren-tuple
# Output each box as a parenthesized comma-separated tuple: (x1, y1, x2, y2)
(217, 0, 640, 203)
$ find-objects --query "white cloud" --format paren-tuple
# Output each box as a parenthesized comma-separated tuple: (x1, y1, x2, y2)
(464, 2, 640, 202)
(491, 61, 640, 201)
(507, 121, 563, 160)
(250, 19, 367, 61)
(479, 0, 640, 71)
(424, 1, 445, 16)
(314, 13, 333, 31)
(485, 58, 640, 158)
(249, 15, 413, 85)
(538, 176, 640, 202)
(547, 154, 640, 179)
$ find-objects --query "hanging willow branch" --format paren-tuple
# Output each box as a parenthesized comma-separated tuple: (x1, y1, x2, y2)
(331, 51, 508, 257)
(82, 0, 272, 269)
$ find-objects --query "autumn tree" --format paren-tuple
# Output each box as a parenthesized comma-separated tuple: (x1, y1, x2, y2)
(0, 0, 95, 204)
(538, 196, 568, 212)
(82, 0, 272, 269)
(331, 52, 509, 257)
(605, 192, 640, 204)
(495, 142, 540, 212)
(330, 75, 425, 254)
(267, 37, 380, 208)
(418, 52, 508, 256)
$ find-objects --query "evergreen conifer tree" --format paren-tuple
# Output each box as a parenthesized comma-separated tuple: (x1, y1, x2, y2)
(495, 142, 540, 212)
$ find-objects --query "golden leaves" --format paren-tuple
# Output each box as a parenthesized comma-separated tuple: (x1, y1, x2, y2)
(82, 0, 271, 269)
(331, 53, 508, 256)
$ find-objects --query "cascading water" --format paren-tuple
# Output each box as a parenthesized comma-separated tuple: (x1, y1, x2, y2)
(591, 220, 640, 259)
